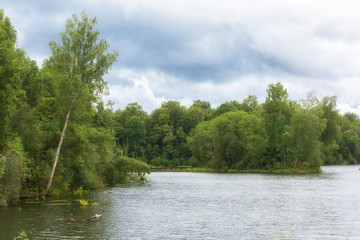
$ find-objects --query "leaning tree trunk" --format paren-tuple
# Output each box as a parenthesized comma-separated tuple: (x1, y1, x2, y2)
(44, 100, 73, 195)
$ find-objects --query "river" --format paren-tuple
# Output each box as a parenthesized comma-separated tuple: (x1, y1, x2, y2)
(1, 165, 359, 239)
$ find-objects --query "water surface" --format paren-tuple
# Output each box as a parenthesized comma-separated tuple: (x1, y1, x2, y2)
(1, 165, 359, 239)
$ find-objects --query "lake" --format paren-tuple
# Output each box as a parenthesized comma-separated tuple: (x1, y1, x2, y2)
(1, 165, 359, 239)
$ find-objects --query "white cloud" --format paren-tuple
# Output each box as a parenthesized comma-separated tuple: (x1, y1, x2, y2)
(104, 67, 360, 116)
(3, 0, 360, 115)
(29, 54, 48, 67)
(103, 69, 167, 113)
(337, 104, 360, 116)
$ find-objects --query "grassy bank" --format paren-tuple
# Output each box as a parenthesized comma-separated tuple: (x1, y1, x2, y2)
(151, 166, 321, 174)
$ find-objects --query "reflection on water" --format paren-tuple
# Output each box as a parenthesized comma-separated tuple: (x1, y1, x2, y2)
(1, 165, 359, 239)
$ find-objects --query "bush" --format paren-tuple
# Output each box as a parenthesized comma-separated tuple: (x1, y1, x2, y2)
(150, 157, 169, 167)
(0, 138, 26, 206)
(105, 151, 151, 184)
(236, 160, 247, 171)
(189, 157, 200, 167)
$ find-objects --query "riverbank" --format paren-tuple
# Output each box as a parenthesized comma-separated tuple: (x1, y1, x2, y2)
(150, 166, 321, 174)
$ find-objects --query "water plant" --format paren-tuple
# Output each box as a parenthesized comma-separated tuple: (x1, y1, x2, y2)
(13, 231, 28, 240)
(79, 199, 89, 206)
(73, 187, 88, 196)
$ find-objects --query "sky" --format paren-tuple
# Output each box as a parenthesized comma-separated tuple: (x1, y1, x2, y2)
(3, 0, 360, 115)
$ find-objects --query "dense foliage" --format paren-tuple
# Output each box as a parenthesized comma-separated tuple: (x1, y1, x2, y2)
(1, 10, 360, 206)
(0, 11, 149, 206)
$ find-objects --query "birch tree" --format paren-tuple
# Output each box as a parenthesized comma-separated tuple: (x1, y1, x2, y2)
(44, 12, 118, 195)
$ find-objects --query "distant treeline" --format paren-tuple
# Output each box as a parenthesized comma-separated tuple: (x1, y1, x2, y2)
(116, 85, 359, 170)
(1, 10, 360, 206)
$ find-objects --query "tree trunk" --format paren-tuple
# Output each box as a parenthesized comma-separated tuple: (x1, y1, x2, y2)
(282, 146, 286, 165)
(44, 100, 73, 195)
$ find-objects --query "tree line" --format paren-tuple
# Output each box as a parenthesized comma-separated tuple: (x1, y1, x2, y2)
(1, 10, 360, 206)
(118, 86, 360, 171)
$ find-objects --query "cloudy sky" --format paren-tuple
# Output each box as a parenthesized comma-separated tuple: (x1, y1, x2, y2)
(3, 0, 360, 114)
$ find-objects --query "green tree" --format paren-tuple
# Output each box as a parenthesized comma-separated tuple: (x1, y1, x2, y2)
(0, 10, 30, 205)
(283, 109, 326, 168)
(124, 116, 146, 158)
(189, 106, 205, 125)
(0, 138, 26, 206)
(262, 82, 291, 165)
(319, 96, 340, 164)
(240, 95, 258, 113)
(0, 9, 22, 150)
(146, 101, 191, 164)
(192, 100, 211, 110)
(93, 101, 114, 128)
(188, 121, 217, 168)
(191, 100, 213, 120)
(214, 101, 238, 117)
(113, 102, 147, 152)
(343, 112, 359, 123)
(44, 12, 118, 195)
(320, 96, 340, 145)
(338, 130, 360, 164)
(121, 102, 147, 121)
(60, 123, 116, 189)
(188, 111, 265, 170)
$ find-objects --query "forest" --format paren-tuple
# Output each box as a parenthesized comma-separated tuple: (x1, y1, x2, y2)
(1, 10, 360, 206)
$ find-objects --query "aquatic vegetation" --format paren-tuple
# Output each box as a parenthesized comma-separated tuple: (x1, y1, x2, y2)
(79, 199, 89, 206)
(13, 231, 28, 240)
(73, 187, 89, 196)
(127, 172, 150, 183)
(73, 187, 84, 196)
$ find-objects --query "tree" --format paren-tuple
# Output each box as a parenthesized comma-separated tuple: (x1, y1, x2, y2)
(43, 12, 118, 195)
(283, 109, 326, 168)
(214, 102, 238, 117)
(0, 9, 21, 150)
(189, 106, 205, 124)
(188, 121, 217, 168)
(188, 111, 265, 170)
(191, 100, 213, 120)
(113, 102, 147, 152)
(319, 96, 340, 164)
(192, 100, 211, 110)
(0, 10, 29, 206)
(240, 95, 258, 113)
(344, 112, 359, 123)
(320, 96, 340, 145)
(262, 82, 291, 164)
(124, 116, 146, 158)
(338, 130, 360, 163)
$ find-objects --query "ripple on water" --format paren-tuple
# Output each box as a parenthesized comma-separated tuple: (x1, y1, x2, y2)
(1, 165, 359, 239)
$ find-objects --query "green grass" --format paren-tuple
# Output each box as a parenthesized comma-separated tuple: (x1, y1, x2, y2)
(151, 166, 321, 174)
(151, 166, 217, 172)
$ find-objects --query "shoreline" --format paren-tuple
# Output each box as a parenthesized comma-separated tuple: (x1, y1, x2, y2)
(150, 167, 321, 174)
